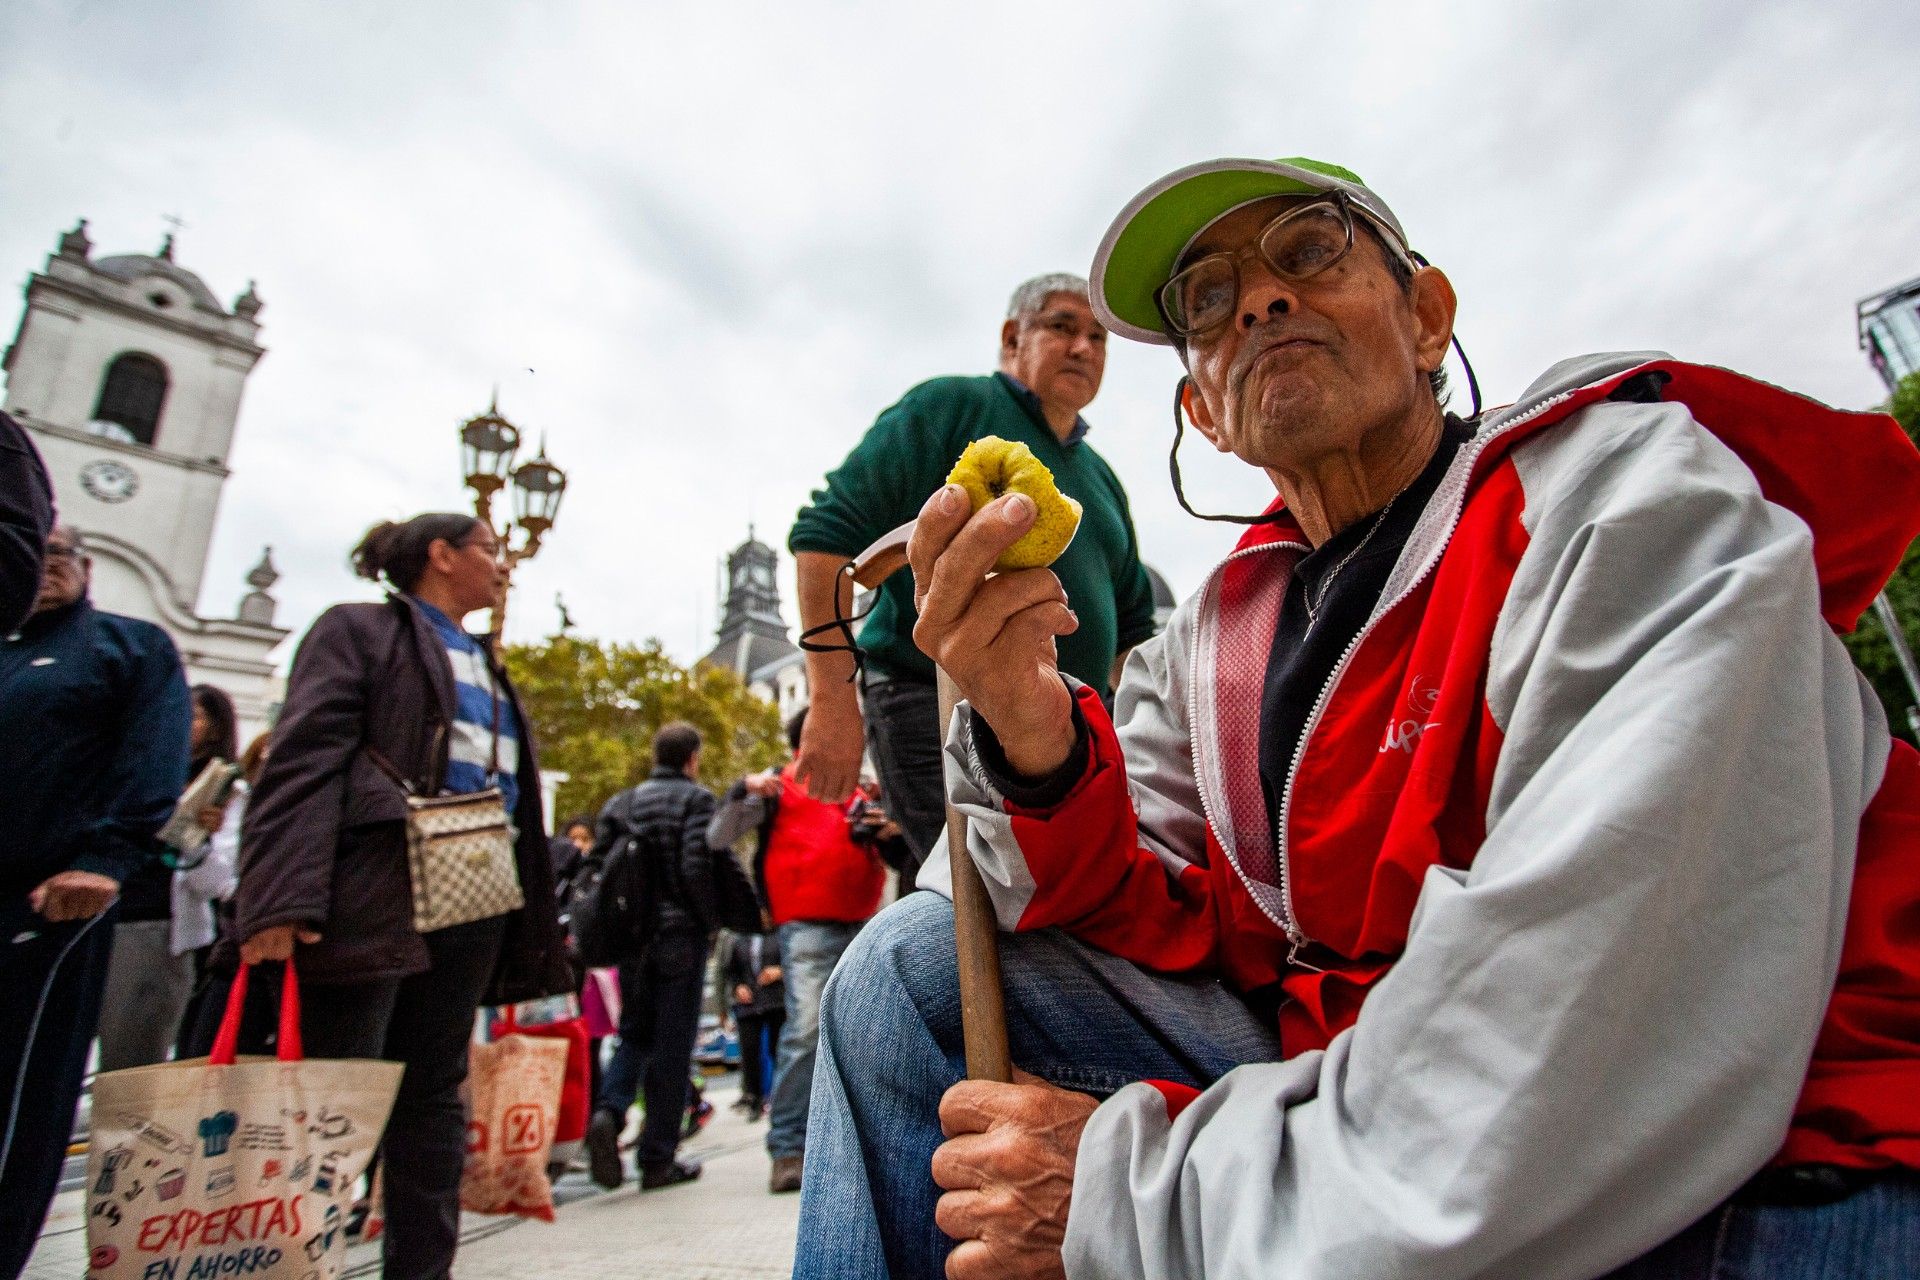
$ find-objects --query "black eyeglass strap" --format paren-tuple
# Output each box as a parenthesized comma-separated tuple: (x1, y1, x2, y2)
(1167, 376, 1290, 526)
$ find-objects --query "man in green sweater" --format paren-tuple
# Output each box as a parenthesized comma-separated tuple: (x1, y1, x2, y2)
(788, 273, 1158, 883)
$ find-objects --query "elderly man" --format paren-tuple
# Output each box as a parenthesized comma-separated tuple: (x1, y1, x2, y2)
(788, 273, 1158, 882)
(0, 525, 189, 1276)
(795, 158, 1920, 1279)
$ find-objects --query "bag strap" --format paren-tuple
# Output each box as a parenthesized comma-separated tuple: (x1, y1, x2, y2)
(363, 745, 416, 796)
(210, 960, 304, 1065)
(364, 719, 449, 799)
(486, 656, 502, 781)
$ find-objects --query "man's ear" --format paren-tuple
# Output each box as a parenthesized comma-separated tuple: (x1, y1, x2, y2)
(1181, 378, 1231, 453)
(1409, 265, 1457, 381)
(1000, 318, 1020, 360)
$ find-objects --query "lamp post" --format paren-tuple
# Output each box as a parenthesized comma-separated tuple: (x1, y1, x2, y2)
(458, 396, 567, 645)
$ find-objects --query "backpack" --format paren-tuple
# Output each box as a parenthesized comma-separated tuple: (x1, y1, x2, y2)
(567, 795, 674, 968)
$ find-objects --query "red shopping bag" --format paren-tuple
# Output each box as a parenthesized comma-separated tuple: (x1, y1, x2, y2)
(509, 1015, 591, 1144)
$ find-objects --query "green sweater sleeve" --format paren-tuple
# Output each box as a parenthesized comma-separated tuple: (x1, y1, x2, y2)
(1103, 464, 1160, 652)
(789, 381, 969, 558)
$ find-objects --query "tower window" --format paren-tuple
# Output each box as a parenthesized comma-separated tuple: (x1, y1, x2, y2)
(92, 352, 169, 446)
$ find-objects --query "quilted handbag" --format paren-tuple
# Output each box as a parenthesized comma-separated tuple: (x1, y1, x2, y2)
(367, 660, 524, 934)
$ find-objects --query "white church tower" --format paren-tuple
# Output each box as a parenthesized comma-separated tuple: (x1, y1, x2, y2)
(2, 220, 289, 734)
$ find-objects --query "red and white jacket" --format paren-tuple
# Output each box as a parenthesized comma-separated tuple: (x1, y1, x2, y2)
(925, 353, 1920, 1279)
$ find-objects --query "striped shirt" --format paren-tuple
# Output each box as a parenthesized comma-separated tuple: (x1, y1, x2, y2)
(414, 600, 519, 812)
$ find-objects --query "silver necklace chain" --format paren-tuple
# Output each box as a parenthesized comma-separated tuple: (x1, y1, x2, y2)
(1301, 492, 1399, 627)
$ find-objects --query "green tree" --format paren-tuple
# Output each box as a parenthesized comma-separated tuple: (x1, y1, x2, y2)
(1891, 370, 1920, 437)
(502, 634, 788, 820)
(1842, 377, 1920, 743)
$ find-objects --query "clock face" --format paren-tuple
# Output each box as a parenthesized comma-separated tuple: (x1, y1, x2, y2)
(80, 459, 140, 503)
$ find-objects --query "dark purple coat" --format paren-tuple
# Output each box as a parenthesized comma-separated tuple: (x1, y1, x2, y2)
(230, 594, 570, 1003)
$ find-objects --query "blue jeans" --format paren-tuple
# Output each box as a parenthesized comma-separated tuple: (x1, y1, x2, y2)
(1600, 1173, 1920, 1279)
(794, 894, 1279, 1279)
(767, 919, 864, 1159)
(796, 894, 1920, 1280)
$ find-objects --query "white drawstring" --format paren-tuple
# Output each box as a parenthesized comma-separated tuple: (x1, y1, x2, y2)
(0, 912, 107, 1180)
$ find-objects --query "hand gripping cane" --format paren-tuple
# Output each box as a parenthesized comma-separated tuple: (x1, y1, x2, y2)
(847, 519, 1012, 1083)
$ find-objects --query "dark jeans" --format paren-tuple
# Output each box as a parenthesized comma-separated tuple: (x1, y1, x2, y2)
(298, 916, 505, 1280)
(598, 930, 710, 1168)
(0, 901, 116, 1280)
(181, 953, 282, 1058)
(172, 943, 214, 1058)
(735, 1007, 784, 1104)
(861, 676, 944, 884)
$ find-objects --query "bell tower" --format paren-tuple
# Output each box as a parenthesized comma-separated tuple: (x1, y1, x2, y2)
(700, 526, 800, 683)
(2, 221, 288, 732)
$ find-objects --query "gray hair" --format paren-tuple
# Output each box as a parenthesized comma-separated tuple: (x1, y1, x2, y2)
(1006, 273, 1090, 323)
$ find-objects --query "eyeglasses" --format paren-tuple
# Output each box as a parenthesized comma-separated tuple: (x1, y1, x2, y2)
(1156, 192, 1410, 341)
(44, 544, 84, 561)
(461, 535, 502, 557)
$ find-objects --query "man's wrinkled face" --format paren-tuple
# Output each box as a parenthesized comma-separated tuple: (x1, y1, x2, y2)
(1002, 293, 1108, 417)
(33, 528, 89, 615)
(1180, 196, 1445, 476)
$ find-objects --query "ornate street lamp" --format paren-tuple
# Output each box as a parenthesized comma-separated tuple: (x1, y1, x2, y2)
(458, 397, 566, 644)
(510, 442, 567, 553)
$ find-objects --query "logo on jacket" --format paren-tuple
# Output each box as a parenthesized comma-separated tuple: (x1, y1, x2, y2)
(1380, 677, 1441, 755)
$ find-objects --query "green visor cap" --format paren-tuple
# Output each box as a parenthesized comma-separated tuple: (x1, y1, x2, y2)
(1090, 156, 1411, 346)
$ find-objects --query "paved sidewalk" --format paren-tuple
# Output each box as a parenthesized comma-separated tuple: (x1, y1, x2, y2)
(26, 1073, 800, 1280)
(456, 1077, 800, 1280)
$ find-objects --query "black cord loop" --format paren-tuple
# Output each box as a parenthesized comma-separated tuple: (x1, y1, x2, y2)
(796, 562, 878, 683)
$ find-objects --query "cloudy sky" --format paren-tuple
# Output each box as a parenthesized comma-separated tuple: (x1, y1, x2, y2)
(4, 0, 1915, 666)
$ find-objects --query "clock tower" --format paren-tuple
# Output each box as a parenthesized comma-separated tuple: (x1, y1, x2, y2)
(700, 527, 803, 711)
(2, 221, 289, 732)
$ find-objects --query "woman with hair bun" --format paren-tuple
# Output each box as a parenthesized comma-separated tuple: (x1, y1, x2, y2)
(226, 511, 571, 1280)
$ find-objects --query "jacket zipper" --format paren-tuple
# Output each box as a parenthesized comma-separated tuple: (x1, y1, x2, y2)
(1185, 541, 1308, 947)
(1268, 388, 1580, 966)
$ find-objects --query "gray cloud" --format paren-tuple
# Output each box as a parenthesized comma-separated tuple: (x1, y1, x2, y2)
(3, 0, 1914, 667)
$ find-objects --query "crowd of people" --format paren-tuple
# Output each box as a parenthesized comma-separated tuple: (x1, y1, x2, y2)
(0, 493, 950, 1278)
(5, 144, 1920, 1280)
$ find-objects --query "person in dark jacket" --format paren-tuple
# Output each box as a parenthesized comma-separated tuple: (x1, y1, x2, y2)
(229, 512, 569, 1280)
(582, 722, 726, 1193)
(548, 811, 593, 879)
(723, 926, 785, 1117)
(0, 412, 54, 635)
(0, 524, 189, 1278)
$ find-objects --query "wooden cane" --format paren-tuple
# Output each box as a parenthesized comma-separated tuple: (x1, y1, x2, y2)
(849, 520, 1013, 1083)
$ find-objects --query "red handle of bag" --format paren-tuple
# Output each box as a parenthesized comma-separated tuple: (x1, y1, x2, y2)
(209, 960, 304, 1065)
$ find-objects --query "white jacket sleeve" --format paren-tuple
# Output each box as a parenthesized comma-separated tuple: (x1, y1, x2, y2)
(1062, 401, 1888, 1280)
(170, 788, 246, 956)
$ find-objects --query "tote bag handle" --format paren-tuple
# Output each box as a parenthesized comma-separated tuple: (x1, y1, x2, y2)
(209, 960, 304, 1065)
